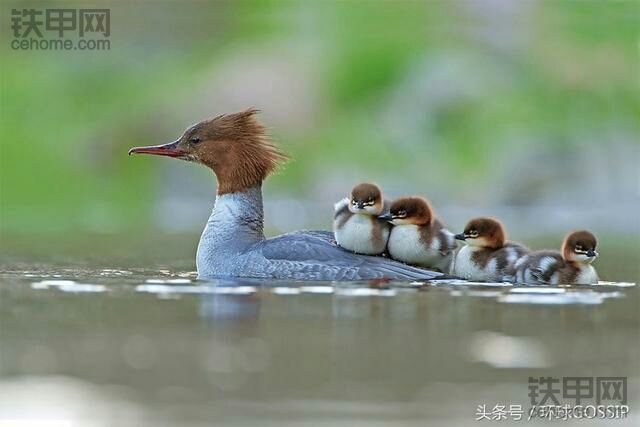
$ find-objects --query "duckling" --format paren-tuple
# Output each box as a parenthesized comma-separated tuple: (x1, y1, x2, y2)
(380, 196, 456, 272)
(452, 217, 529, 281)
(333, 183, 390, 255)
(514, 230, 599, 285)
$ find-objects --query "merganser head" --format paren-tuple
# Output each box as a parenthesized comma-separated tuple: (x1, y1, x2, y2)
(382, 197, 433, 226)
(348, 183, 384, 215)
(454, 217, 506, 249)
(562, 230, 598, 264)
(128, 108, 289, 195)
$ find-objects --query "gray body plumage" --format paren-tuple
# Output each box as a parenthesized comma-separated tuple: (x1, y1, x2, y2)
(196, 186, 442, 281)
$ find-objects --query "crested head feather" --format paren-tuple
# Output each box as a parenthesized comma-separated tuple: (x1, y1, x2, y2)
(191, 108, 290, 194)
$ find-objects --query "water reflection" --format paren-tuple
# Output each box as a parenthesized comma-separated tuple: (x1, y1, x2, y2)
(0, 376, 156, 427)
(32, 280, 107, 293)
(27, 274, 634, 308)
(468, 331, 551, 369)
(0, 267, 638, 426)
(200, 294, 261, 321)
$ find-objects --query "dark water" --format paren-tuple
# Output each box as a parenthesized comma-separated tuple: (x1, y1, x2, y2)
(0, 259, 638, 426)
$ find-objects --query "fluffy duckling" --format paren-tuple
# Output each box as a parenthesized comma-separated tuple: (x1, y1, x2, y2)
(452, 217, 529, 281)
(333, 183, 390, 255)
(513, 230, 599, 285)
(380, 196, 456, 272)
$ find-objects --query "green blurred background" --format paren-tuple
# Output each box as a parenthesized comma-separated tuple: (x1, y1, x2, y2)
(1, 0, 638, 280)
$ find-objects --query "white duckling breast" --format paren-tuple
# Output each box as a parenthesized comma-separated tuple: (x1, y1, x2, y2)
(575, 265, 598, 285)
(335, 214, 388, 255)
(453, 246, 496, 281)
(388, 225, 443, 267)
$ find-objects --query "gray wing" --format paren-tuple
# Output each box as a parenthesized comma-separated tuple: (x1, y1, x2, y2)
(530, 267, 552, 284)
(258, 230, 442, 281)
(333, 198, 350, 220)
(432, 220, 457, 255)
(506, 242, 530, 256)
(528, 251, 562, 284)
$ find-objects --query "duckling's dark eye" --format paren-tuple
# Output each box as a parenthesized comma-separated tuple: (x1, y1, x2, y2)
(190, 136, 201, 144)
(575, 245, 583, 251)
(397, 210, 407, 217)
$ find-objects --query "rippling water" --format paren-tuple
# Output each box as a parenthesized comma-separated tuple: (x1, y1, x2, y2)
(0, 264, 638, 426)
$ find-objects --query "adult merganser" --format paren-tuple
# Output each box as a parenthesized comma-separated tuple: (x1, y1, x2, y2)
(513, 230, 599, 285)
(452, 217, 529, 282)
(128, 108, 442, 281)
(333, 183, 390, 255)
(379, 196, 456, 272)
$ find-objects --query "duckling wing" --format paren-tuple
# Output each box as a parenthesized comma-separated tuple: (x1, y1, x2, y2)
(431, 220, 457, 255)
(333, 198, 350, 218)
(529, 268, 551, 284)
(527, 251, 563, 284)
(258, 230, 442, 281)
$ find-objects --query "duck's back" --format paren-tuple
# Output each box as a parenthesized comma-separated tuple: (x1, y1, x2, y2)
(249, 230, 442, 281)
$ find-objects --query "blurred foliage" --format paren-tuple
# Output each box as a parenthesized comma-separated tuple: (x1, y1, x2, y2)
(1, 0, 638, 236)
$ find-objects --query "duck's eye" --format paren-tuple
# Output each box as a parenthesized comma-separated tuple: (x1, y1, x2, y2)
(397, 210, 407, 217)
(190, 136, 201, 144)
(575, 245, 583, 251)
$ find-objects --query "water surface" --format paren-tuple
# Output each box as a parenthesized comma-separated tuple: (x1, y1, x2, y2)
(0, 260, 638, 426)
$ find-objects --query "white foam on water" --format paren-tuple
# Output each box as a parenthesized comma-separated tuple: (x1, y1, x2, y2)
(336, 288, 397, 297)
(213, 286, 257, 295)
(135, 284, 256, 295)
(137, 284, 196, 294)
(450, 290, 503, 298)
(32, 280, 76, 289)
(272, 287, 301, 295)
(299, 286, 334, 294)
(58, 283, 107, 293)
(144, 278, 193, 285)
(510, 287, 566, 294)
(433, 279, 512, 287)
(596, 281, 636, 287)
(31, 280, 106, 293)
(498, 292, 613, 305)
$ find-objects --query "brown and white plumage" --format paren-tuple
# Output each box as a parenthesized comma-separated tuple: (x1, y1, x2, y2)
(333, 183, 391, 255)
(381, 196, 456, 272)
(513, 230, 599, 285)
(452, 217, 529, 282)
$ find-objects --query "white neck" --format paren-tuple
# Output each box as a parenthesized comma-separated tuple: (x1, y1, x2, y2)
(197, 185, 265, 264)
